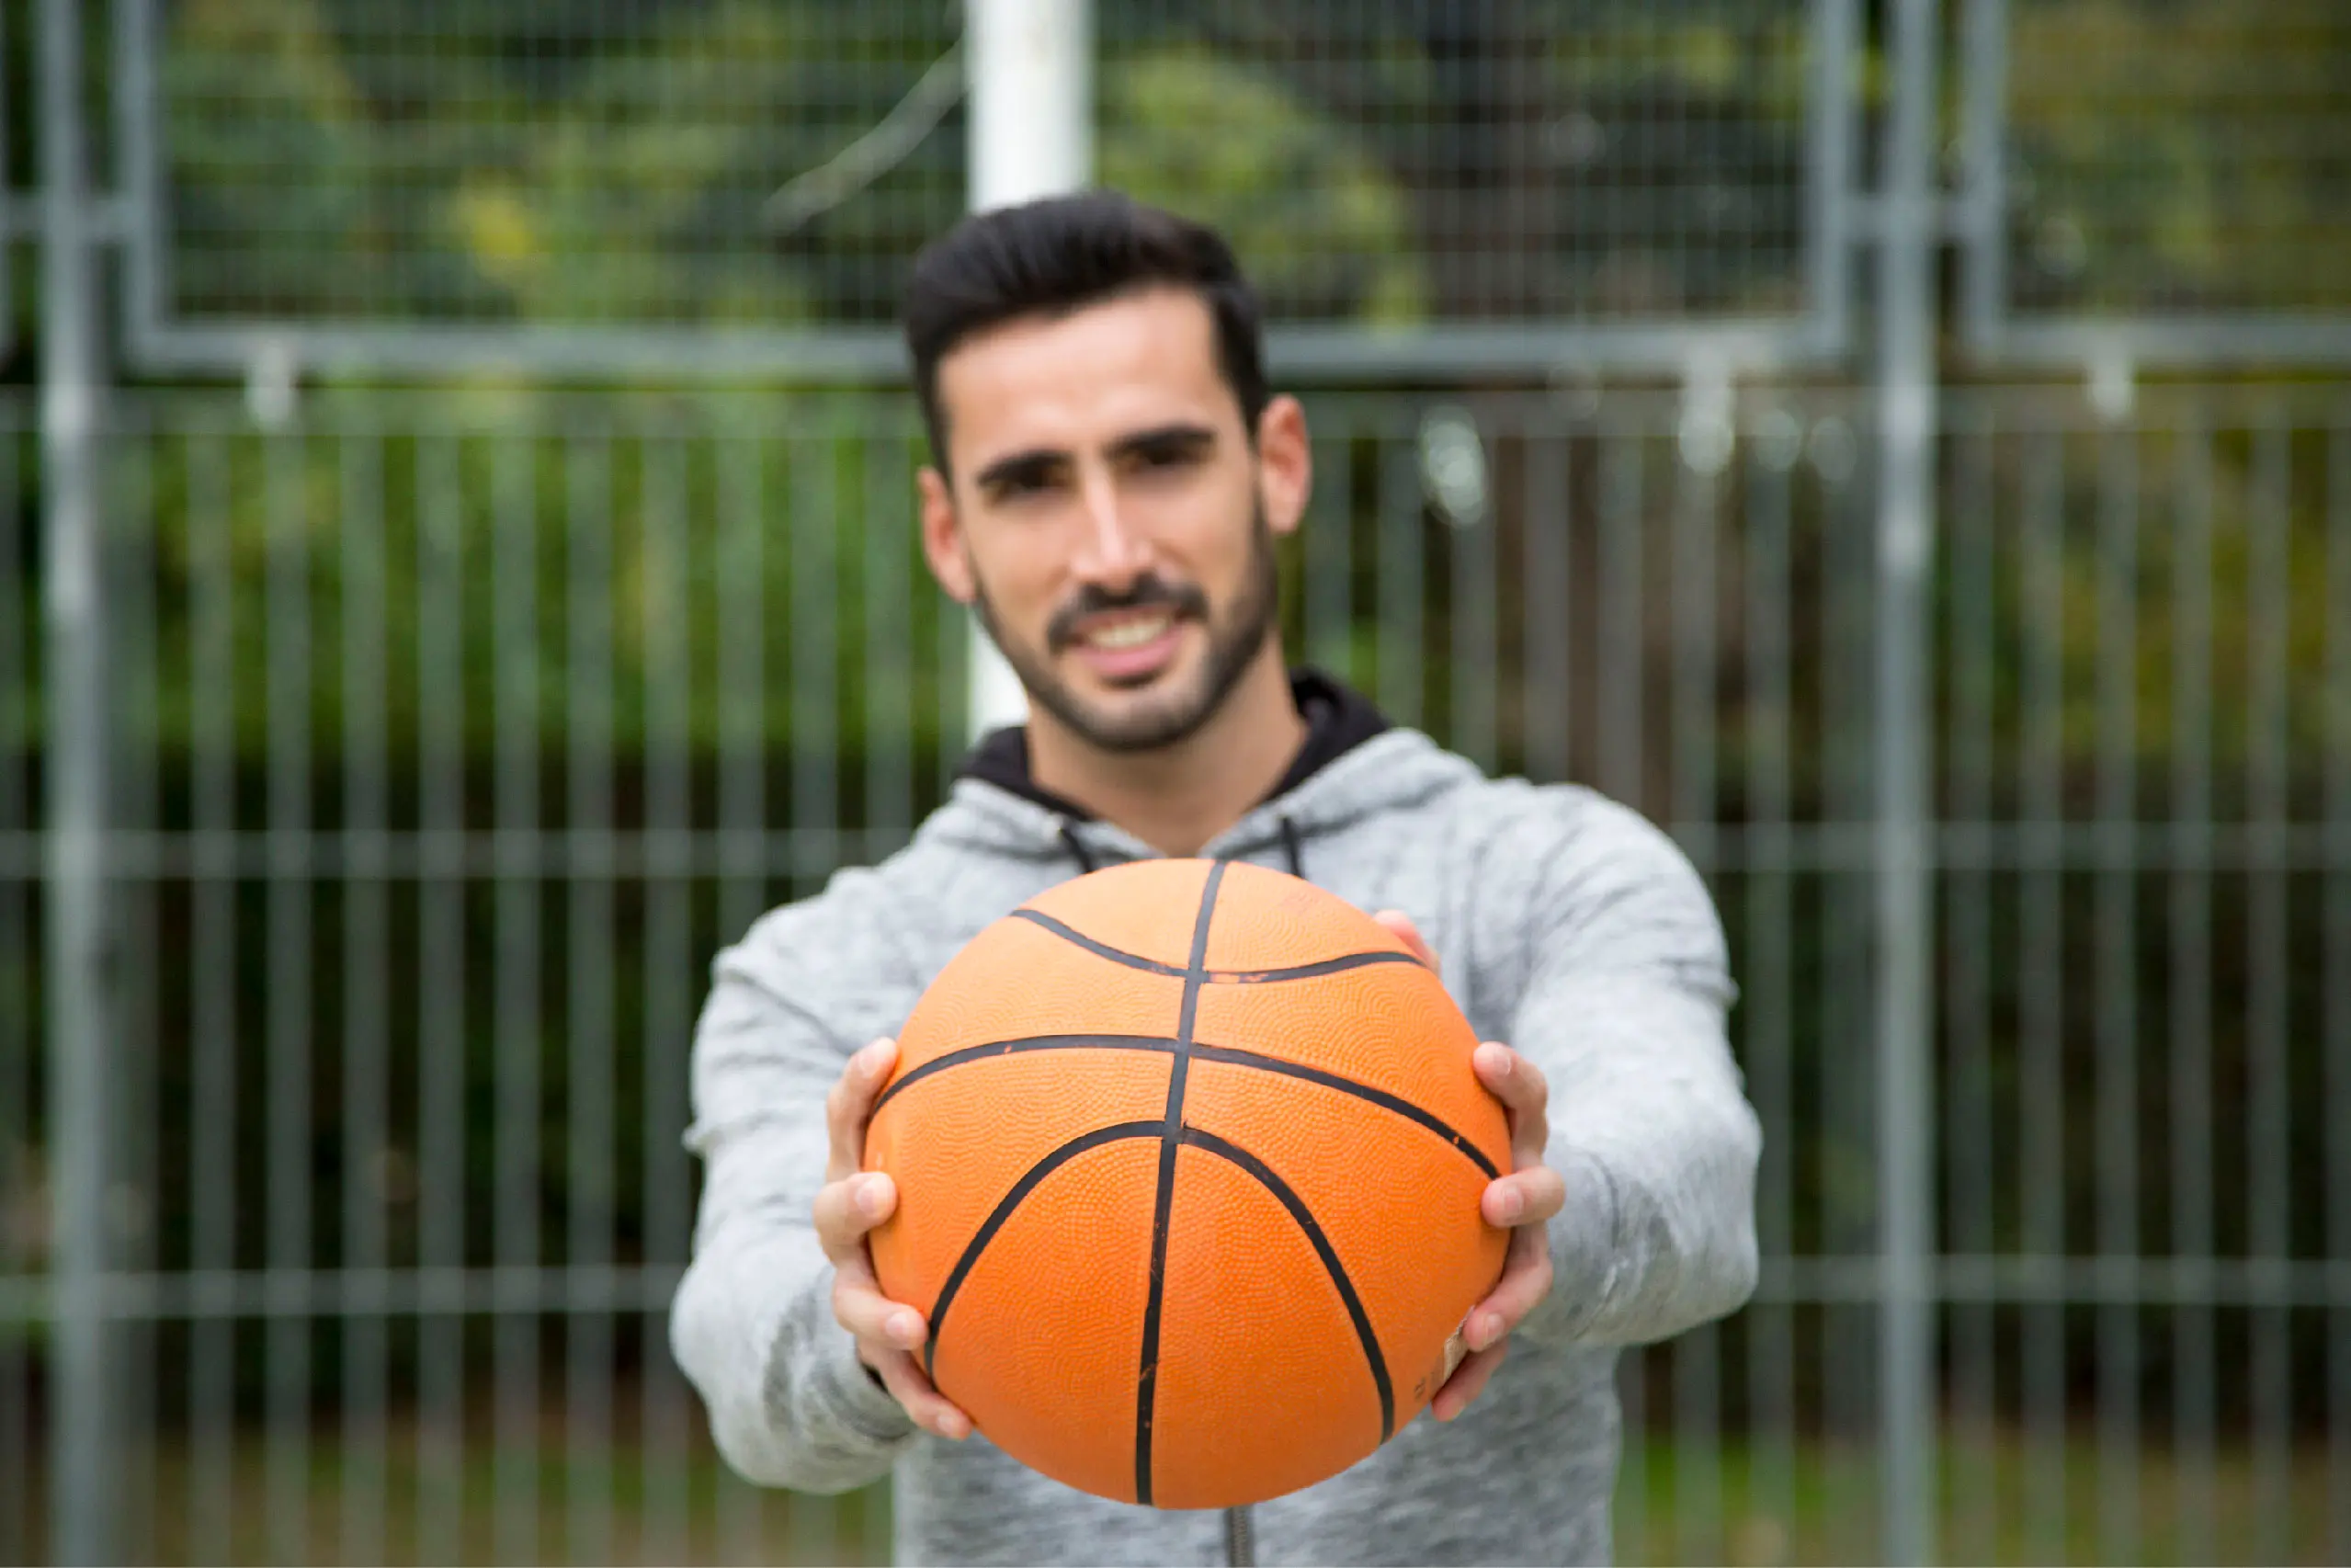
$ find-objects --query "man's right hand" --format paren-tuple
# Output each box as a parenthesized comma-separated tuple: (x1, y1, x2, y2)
(813, 1036, 972, 1440)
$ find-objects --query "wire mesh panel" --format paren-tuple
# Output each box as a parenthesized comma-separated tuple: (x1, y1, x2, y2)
(1964, 0, 2351, 358)
(142, 0, 963, 331)
(5, 388, 2348, 1563)
(122, 0, 1850, 376)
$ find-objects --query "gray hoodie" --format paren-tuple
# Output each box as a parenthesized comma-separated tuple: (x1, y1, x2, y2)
(672, 680, 1761, 1566)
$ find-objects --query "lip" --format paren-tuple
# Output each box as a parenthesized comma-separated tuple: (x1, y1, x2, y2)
(1066, 612, 1187, 684)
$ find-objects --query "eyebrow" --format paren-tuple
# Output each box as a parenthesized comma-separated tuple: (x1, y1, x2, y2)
(969, 422, 1221, 496)
(1105, 422, 1218, 462)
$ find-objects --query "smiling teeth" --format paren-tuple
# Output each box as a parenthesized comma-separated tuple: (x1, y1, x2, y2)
(1088, 615, 1171, 650)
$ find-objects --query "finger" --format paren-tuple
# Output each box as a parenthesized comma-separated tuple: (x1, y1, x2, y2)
(1370, 910, 1438, 974)
(824, 1039, 899, 1181)
(832, 1265, 928, 1353)
(1429, 1338, 1507, 1423)
(1481, 1164, 1565, 1230)
(812, 1171, 896, 1260)
(1461, 1229, 1556, 1350)
(1472, 1042, 1550, 1154)
(869, 1346, 973, 1440)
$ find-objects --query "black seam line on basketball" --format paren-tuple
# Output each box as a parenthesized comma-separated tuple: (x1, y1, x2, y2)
(1008, 908, 1426, 985)
(1179, 1124, 1396, 1444)
(1133, 858, 1230, 1509)
(1186, 1042, 1504, 1180)
(870, 1035, 1176, 1116)
(919, 1119, 1164, 1382)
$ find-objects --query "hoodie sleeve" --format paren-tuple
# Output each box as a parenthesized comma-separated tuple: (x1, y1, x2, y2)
(668, 881, 923, 1494)
(1489, 790, 1762, 1349)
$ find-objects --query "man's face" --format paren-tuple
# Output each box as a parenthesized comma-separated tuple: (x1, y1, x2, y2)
(917, 287, 1310, 754)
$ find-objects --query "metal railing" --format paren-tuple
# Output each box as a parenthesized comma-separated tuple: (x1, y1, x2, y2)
(4, 386, 2346, 1563)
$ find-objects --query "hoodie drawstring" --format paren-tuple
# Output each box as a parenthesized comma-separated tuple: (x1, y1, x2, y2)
(1056, 820, 1098, 874)
(1057, 813, 1301, 881)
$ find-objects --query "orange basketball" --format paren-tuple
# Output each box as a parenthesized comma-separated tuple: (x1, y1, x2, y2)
(864, 858, 1510, 1509)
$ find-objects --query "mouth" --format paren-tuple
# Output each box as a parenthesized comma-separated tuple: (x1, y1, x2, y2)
(1065, 607, 1187, 684)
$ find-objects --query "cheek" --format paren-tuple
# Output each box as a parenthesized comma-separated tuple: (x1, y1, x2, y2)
(969, 524, 1073, 621)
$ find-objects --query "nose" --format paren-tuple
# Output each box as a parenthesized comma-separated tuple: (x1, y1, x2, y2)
(1070, 464, 1151, 589)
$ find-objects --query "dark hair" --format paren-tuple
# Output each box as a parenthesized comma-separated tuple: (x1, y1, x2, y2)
(902, 190, 1268, 472)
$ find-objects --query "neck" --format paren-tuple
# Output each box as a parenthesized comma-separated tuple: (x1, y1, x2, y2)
(1026, 645, 1305, 858)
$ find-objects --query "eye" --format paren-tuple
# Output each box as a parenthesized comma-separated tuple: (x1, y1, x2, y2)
(982, 460, 1066, 505)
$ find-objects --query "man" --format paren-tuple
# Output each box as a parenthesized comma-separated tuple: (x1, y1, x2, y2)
(672, 191, 1759, 1565)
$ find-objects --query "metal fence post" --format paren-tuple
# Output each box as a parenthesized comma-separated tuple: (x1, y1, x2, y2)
(962, 0, 1091, 742)
(40, 0, 118, 1561)
(1876, 0, 1941, 1562)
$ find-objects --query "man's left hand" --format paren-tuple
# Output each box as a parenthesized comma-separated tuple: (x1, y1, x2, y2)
(1372, 911, 1566, 1423)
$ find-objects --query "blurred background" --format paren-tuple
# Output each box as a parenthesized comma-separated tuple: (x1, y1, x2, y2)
(2, 0, 2346, 1562)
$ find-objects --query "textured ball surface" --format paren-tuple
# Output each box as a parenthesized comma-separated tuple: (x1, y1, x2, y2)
(864, 858, 1509, 1509)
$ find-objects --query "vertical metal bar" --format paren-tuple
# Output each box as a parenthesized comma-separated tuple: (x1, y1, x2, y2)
(2018, 427, 2069, 1562)
(2169, 416, 2216, 1568)
(787, 437, 845, 1568)
(1598, 426, 1645, 1562)
(1377, 439, 1423, 727)
(1521, 434, 1570, 784)
(1946, 412, 1998, 1563)
(1671, 434, 1721, 1562)
(111, 0, 167, 356)
(111, 406, 160, 1568)
(40, 0, 119, 1556)
(1305, 425, 1354, 679)
(641, 437, 695, 1563)
(1958, 0, 2009, 348)
(415, 436, 469, 1568)
(0, 6, 11, 359)
(264, 427, 316, 1568)
(2246, 418, 2291, 1568)
(341, 429, 392, 1568)
(1808, 0, 1859, 352)
(1597, 433, 1644, 807)
(565, 434, 617, 1568)
(185, 432, 238, 1566)
(714, 431, 770, 1567)
(493, 436, 542, 1566)
(0, 415, 29, 1568)
(1874, 10, 1940, 1559)
(791, 432, 841, 900)
(1743, 427, 1799, 1549)
(1450, 455, 1498, 771)
(1818, 434, 1873, 1563)
(868, 436, 914, 840)
(965, 0, 1091, 740)
(2327, 418, 2351, 1568)
(2092, 422, 2140, 1564)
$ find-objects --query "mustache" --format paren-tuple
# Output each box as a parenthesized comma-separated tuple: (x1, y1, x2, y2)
(1046, 576, 1210, 654)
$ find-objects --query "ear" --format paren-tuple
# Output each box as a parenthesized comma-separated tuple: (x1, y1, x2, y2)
(918, 466, 976, 605)
(1255, 394, 1312, 539)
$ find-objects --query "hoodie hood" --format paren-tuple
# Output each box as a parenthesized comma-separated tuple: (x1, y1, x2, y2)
(930, 669, 1480, 874)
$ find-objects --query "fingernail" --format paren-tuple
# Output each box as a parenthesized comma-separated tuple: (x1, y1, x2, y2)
(1494, 1186, 1524, 1222)
(937, 1411, 970, 1440)
(889, 1310, 923, 1346)
(856, 1176, 887, 1218)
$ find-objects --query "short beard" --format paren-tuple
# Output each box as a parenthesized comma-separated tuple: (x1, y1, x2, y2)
(970, 506, 1281, 756)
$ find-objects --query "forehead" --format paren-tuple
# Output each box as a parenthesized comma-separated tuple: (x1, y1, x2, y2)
(933, 287, 1239, 472)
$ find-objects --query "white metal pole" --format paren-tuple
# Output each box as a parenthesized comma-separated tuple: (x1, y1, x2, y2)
(41, 0, 119, 1561)
(961, 0, 1091, 739)
(1876, 0, 1940, 1560)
